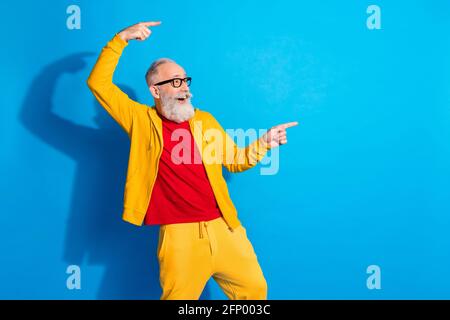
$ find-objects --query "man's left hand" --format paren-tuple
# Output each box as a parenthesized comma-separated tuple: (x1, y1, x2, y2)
(262, 121, 298, 148)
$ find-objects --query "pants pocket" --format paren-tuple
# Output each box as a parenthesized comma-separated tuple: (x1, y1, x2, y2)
(157, 226, 169, 260)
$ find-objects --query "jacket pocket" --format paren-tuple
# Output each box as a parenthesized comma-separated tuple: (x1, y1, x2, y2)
(147, 139, 153, 151)
(126, 165, 140, 183)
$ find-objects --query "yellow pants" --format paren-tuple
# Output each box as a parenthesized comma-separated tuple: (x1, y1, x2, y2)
(157, 216, 267, 300)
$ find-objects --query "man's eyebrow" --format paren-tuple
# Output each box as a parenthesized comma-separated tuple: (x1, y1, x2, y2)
(171, 73, 186, 78)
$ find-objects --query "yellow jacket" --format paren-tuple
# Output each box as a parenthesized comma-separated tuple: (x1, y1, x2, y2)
(86, 34, 271, 230)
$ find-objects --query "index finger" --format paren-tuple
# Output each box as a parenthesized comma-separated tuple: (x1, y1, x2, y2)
(278, 121, 299, 130)
(142, 21, 162, 27)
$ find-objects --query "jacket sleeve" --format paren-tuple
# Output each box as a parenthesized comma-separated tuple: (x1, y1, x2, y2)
(86, 34, 140, 135)
(207, 113, 271, 172)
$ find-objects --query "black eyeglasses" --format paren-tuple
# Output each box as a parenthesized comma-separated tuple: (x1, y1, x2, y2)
(154, 77, 192, 88)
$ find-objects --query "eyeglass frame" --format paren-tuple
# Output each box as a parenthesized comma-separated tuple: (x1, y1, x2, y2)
(153, 77, 192, 88)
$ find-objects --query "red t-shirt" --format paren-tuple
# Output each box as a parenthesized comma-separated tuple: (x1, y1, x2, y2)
(144, 116, 222, 225)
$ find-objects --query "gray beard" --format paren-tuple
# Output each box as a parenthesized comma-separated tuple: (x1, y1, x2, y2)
(159, 92, 195, 123)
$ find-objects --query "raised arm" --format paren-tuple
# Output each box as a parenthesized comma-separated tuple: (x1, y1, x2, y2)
(86, 21, 161, 135)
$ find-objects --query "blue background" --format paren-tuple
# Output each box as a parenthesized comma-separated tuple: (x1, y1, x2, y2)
(1, 0, 449, 299)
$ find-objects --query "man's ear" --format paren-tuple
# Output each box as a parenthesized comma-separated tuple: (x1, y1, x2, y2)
(149, 85, 160, 99)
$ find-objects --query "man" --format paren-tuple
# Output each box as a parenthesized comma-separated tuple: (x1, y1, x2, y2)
(87, 21, 297, 300)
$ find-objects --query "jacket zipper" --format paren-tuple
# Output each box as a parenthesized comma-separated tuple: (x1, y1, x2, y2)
(189, 116, 235, 232)
(145, 118, 164, 215)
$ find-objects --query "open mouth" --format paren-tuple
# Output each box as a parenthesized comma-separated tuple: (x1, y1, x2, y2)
(176, 95, 190, 103)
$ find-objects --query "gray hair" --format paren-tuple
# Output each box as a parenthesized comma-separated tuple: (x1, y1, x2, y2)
(145, 58, 176, 87)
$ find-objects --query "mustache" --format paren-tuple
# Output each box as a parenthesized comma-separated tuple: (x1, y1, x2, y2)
(174, 92, 193, 99)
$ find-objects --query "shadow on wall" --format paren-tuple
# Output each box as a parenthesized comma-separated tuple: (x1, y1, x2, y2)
(18, 52, 215, 300)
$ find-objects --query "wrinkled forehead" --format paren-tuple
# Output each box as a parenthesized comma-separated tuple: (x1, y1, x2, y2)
(157, 62, 186, 81)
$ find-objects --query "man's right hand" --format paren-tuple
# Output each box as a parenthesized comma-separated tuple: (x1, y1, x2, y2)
(118, 21, 162, 42)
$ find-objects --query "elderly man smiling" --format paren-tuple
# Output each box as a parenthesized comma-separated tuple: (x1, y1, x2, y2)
(87, 21, 297, 300)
